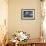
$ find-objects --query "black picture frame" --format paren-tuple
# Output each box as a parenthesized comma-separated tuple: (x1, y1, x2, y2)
(21, 9, 35, 20)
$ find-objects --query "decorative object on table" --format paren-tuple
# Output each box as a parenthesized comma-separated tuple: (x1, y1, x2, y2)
(10, 31, 30, 42)
(10, 31, 30, 46)
(17, 31, 30, 42)
(21, 9, 35, 20)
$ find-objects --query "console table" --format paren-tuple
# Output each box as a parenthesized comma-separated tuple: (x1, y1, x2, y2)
(18, 38, 46, 46)
(18, 43, 46, 46)
(5, 38, 46, 46)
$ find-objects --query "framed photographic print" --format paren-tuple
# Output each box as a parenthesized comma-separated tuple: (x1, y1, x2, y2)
(21, 9, 35, 20)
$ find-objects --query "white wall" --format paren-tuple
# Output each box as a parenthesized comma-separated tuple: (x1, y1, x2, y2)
(8, 0, 41, 39)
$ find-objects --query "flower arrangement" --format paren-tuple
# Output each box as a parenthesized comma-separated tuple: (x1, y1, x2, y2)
(17, 31, 30, 41)
(12, 31, 30, 42)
